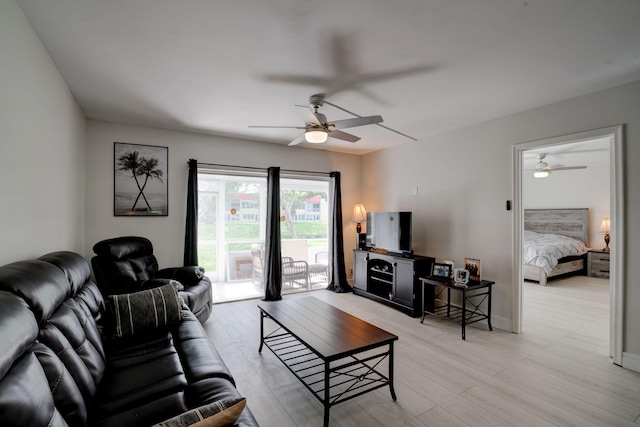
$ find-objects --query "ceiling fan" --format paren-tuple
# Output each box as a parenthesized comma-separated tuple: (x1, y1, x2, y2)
(531, 153, 587, 178)
(249, 94, 383, 146)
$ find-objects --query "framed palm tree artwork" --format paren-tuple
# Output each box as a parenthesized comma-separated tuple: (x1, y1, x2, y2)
(114, 142, 168, 216)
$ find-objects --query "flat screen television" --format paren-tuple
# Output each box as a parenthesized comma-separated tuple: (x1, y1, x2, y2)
(365, 211, 412, 256)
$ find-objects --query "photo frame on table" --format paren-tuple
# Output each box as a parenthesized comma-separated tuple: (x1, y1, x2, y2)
(443, 260, 454, 278)
(432, 263, 452, 279)
(454, 268, 469, 286)
(464, 258, 481, 281)
(114, 142, 168, 216)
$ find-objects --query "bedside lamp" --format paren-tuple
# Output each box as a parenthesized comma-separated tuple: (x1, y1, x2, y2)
(599, 218, 611, 252)
(352, 204, 367, 234)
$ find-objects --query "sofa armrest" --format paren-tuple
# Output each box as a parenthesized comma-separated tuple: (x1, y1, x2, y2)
(157, 266, 206, 287)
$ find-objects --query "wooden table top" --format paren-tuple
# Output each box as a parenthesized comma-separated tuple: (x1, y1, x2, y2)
(258, 296, 398, 361)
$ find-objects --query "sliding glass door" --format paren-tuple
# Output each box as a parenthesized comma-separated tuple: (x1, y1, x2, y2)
(197, 172, 266, 283)
(197, 169, 329, 301)
(280, 177, 329, 267)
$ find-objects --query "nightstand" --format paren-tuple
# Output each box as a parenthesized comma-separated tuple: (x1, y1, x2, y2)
(588, 250, 610, 279)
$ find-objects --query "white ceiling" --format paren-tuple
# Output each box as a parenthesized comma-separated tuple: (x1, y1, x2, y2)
(17, 0, 640, 155)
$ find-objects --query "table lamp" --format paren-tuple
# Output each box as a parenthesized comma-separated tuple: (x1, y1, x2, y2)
(599, 217, 610, 252)
(352, 204, 366, 234)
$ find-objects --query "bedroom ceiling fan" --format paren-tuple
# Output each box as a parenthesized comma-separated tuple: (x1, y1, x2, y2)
(532, 153, 587, 178)
(249, 94, 383, 146)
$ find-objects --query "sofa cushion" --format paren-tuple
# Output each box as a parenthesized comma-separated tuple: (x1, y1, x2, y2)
(33, 342, 87, 426)
(153, 397, 246, 427)
(93, 236, 155, 260)
(39, 251, 93, 296)
(0, 260, 70, 324)
(108, 283, 183, 338)
(0, 292, 37, 379)
(0, 351, 68, 427)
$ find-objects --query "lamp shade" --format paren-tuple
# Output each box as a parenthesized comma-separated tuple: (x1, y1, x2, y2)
(305, 130, 328, 143)
(352, 204, 367, 222)
(599, 218, 611, 232)
(533, 170, 549, 178)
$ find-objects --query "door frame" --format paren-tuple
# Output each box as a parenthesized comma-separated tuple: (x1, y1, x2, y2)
(511, 125, 624, 365)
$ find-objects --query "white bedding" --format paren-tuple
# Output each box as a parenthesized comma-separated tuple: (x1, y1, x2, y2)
(523, 230, 588, 275)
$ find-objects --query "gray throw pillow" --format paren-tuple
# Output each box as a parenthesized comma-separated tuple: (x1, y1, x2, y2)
(108, 282, 182, 338)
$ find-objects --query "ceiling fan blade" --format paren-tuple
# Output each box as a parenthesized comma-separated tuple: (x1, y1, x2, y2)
(550, 166, 587, 171)
(262, 74, 328, 87)
(248, 125, 306, 129)
(295, 105, 322, 126)
(288, 133, 307, 146)
(330, 129, 360, 143)
(330, 115, 383, 129)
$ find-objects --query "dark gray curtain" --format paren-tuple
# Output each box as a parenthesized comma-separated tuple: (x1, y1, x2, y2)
(184, 159, 198, 266)
(263, 167, 283, 301)
(326, 171, 351, 293)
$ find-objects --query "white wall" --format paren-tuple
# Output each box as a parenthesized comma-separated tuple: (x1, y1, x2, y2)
(362, 80, 640, 359)
(0, 0, 86, 265)
(85, 120, 362, 271)
(523, 150, 610, 247)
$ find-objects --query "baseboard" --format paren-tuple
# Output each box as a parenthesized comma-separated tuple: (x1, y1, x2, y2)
(621, 352, 640, 373)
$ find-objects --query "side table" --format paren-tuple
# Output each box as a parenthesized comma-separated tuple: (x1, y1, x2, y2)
(419, 276, 494, 340)
(587, 250, 610, 279)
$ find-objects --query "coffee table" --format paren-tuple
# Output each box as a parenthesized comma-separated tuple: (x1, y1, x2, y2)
(258, 296, 398, 427)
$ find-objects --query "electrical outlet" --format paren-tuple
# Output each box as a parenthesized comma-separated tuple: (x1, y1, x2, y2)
(412, 186, 418, 195)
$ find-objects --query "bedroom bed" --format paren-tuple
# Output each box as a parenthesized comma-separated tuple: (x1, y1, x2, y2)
(523, 208, 589, 286)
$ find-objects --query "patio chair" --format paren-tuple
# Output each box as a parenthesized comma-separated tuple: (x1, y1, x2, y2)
(250, 243, 310, 290)
(309, 251, 329, 284)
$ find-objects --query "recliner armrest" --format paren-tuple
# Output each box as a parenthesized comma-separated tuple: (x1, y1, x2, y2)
(157, 266, 206, 287)
(143, 278, 184, 291)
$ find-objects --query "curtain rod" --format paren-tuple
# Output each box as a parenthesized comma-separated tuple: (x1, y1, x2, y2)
(192, 161, 332, 177)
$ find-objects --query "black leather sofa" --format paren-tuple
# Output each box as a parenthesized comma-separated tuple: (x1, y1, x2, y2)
(0, 251, 258, 427)
(91, 236, 213, 324)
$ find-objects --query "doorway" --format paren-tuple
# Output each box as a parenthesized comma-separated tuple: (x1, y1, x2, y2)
(512, 126, 624, 365)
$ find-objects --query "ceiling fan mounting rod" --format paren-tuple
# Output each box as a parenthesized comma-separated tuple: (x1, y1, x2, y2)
(323, 99, 417, 142)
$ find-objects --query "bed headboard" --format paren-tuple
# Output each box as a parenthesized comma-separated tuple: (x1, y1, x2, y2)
(524, 208, 589, 245)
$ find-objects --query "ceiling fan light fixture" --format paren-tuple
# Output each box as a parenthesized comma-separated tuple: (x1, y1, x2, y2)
(534, 170, 550, 178)
(305, 129, 328, 143)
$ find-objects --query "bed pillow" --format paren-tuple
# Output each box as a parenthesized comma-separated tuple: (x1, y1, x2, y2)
(152, 397, 246, 427)
(108, 282, 183, 338)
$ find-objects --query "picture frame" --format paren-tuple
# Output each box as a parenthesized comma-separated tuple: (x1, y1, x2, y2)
(114, 142, 168, 216)
(464, 258, 481, 281)
(443, 260, 455, 278)
(454, 268, 469, 285)
(432, 263, 452, 278)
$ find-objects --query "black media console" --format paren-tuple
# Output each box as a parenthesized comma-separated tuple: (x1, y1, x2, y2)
(352, 249, 435, 317)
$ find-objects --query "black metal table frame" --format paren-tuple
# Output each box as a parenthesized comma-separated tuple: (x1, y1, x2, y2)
(420, 278, 493, 340)
(259, 309, 396, 427)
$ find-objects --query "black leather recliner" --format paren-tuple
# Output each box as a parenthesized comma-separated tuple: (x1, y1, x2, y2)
(0, 251, 258, 427)
(92, 236, 212, 324)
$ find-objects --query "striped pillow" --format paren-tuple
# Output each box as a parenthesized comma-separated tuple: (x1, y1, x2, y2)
(108, 282, 183, 337)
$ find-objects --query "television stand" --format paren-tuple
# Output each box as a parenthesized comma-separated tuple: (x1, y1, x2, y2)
(352, 250, 435, 317)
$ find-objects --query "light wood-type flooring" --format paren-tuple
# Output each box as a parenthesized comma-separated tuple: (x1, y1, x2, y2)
(203, 276, 640, 426)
